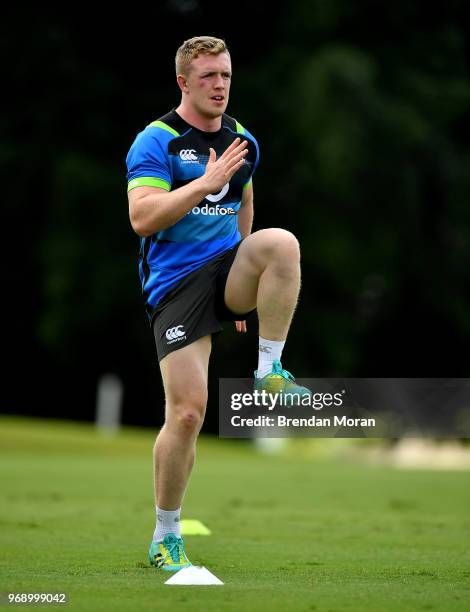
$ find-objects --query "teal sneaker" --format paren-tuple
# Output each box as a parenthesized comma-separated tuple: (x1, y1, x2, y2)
(254, 359, 312, 406)
(148, 533, 192, 571)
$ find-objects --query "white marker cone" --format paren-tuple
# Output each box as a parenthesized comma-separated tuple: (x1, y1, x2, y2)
(165, 566, 224, 585)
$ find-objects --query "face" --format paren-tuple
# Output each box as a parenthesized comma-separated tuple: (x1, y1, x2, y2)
(180, 52, 232, 119)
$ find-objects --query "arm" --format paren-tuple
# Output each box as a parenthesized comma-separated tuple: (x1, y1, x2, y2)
(128, 179, 208, 237)
(234, 180, 254, 334)
(128, 138, 248, 237)
(238, 180, 254, 238)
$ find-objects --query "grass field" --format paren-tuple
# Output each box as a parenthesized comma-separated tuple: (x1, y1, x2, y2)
(1, 416, 469, 611)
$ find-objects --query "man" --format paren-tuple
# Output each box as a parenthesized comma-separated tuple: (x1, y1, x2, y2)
(126, 36, 310, 571)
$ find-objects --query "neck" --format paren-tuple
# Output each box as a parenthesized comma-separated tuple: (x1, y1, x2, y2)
(175, 102, 222, 132)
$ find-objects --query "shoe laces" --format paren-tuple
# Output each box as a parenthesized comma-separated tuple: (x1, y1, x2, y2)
(163, 535, 185, 564)
(272, 359, 295, 382)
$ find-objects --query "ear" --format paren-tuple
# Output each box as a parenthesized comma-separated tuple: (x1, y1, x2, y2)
(176, 74, 189, 94)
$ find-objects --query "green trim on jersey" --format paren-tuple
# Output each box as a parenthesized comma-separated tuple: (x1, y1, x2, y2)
(127, 177, 171, 192)
(235, 120, 246, 135)
(147, 120, 180, 137)
(243, 177, 252, 189)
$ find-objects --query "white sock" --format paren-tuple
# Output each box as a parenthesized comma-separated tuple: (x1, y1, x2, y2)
(257, 336, 285, 378)
(153, 507, 181, 542)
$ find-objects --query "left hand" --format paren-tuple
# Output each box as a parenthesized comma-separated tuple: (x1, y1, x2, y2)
(235, 320, 247, 333)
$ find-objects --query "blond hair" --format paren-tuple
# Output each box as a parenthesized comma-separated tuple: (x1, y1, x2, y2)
(175, 36, 230, 76)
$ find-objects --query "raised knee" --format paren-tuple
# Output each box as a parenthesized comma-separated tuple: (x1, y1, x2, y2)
(280, 230, 300, 257)
(266, 228, 300, 263)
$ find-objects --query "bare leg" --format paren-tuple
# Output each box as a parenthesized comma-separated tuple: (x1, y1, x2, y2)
(154, 335, 211, 510)
(224, 228, 301, 340)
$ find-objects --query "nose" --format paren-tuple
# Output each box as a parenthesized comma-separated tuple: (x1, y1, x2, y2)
(214, 74, 225, 88)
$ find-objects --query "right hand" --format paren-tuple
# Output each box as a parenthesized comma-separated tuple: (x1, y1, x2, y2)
(200, 137, 248, 194)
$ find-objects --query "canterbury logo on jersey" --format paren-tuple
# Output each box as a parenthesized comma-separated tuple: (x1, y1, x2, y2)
(179, 149, 198, 162)
(165, 325, 186, 344)
(188, 204, 236, 216)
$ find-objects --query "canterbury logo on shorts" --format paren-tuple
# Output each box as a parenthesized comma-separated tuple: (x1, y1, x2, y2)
(165, 325, 187, 344)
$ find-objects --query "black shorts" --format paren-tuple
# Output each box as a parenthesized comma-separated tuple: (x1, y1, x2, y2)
(151, 241, 256, 361)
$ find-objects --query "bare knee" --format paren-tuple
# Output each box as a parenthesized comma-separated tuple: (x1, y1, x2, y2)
(274, 228, 300, 254)
(263, 229, 300, 275)
(246, 228, 300, 275)
(166, 398, 206, 436)
(260, 228, 299, 257)
(179, 407, 204, 431)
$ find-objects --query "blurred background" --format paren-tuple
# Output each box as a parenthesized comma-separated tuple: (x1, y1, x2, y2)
(2, 1, 470, 432)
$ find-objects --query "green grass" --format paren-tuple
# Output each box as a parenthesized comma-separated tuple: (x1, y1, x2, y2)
(1, 416, 469, 611)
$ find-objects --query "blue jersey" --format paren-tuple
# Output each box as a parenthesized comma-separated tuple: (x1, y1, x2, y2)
(126, 109, 259, 322)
